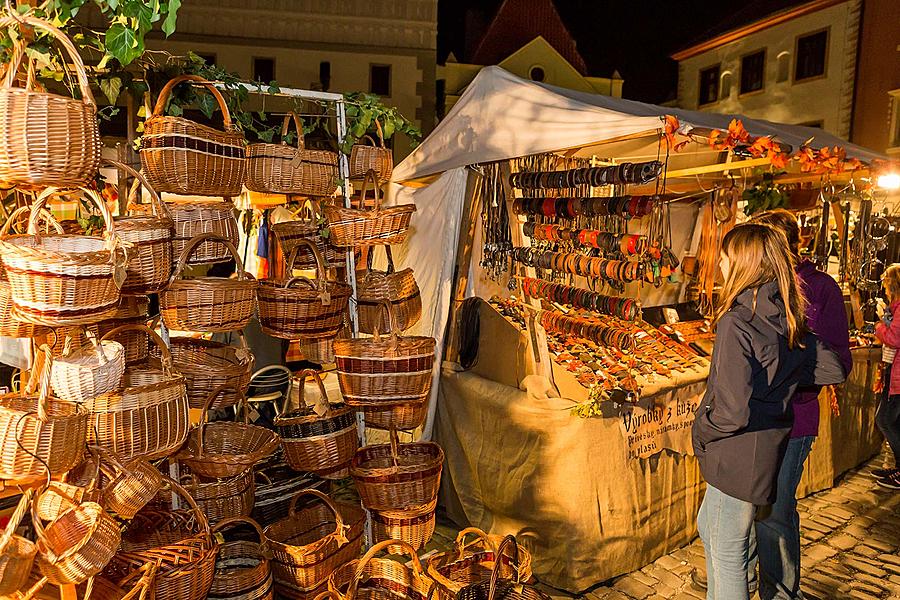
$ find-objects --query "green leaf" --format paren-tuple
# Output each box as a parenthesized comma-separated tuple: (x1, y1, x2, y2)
(198, 92, 217, 119)
(381, 119, 395, 139)
(23, 47, 53, 70)
(105, 23, 143, 66)
(163, 0, 181, 36)
(99, 76, 123, 104)
(258, 129, 275, 143)
(167, 102, 183, 117)
(267, 82, 279, 94)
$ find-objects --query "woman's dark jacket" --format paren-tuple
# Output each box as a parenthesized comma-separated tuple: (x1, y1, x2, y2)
(691, 281, 847, 505)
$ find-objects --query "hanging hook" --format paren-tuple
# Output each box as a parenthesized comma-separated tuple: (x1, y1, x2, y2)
(5, 0, 27, 24)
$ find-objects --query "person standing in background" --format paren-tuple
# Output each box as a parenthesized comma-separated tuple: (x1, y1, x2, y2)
(749, 209, 852, 600)
(873, 264, 900, 490)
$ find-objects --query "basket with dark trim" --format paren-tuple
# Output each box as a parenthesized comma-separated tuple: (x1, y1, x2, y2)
(357, 245, 421, 334)
(168, 199, 240, 266)
(251, 465, 326, 528)
(208, 516, 274, 600)
(326, 539, 433, 600)
(454, 537, 548, 600)
(371, 496, 437, 553)
(324, 170, 415, 247)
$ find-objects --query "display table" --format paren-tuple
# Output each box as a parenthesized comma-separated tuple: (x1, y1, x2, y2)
(435, 347, 884, 592)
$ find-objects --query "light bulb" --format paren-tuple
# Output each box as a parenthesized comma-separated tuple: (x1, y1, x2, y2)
(877, 173, 900, 190)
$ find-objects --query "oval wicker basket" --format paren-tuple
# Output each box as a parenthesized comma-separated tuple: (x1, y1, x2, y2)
(264, 489, 365, 599)
(97, 446, 165, 520)
(357, 245, 421, 334)
(90, 324, 189, 461)
(181, 467, 255, 526)
(0, 187, 127, 327)
(208, 517, 274, 600)
(350, 430, 443, 511)
(371, 497, 437, 553)
(50, 296, 152, 365)
(49, 328, 125, 403)
(324, 170, 415, 247)
(348, 121, 393, 182)
(327, 539, 433, 600)
(140, 75, 246, 197)
(272, 210, 344, 271)
(246, 113, 326, 196)
(258, 239, 351, 340)
(0, 489, 37, 596)
(0, 15, 100, 188)
(161, 233, 258, 333)
(105, 159, 174, 294)
(274, 370, 358, 479)
(168, 200, 240, 266)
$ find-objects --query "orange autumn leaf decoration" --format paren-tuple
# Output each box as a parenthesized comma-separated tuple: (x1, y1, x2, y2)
(795, 145, 863, 175)
(662, 115, 693, 152)
(709, 118, 751, 152)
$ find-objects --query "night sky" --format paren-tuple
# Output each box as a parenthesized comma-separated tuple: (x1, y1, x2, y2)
(438, 0, 749, 104)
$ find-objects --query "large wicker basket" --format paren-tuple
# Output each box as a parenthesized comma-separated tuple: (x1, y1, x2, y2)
(357, 245, 421, 334)
(0, 187, 127, 326)
(182, 467, 255, 526)
(141, 75, 246, 197)
(258, 239, 351, 340)
(371, 497, 437, 553)
(327, 539, 433, 600)
(90, 324, 189, 461)
(348, 121, 393, 182)
(160, 233, 258, 333)
(274, 370, 358, 479)
(324, 170, 415, 247)
(168, 200, 240, 265)
(264, 489, 365, 600)
(272, 211, 344, 271)
(208, 517, 274, 600)
(246, 113, 330, 196)
(105, 159, 174, 294)
(0, 15, 100, 189)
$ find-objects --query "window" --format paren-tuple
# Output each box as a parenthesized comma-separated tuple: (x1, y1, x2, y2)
(795, 30, 828, 81)
(529, 66, 545, 82)
(319, 61, 331, 91)
(720, 71, 733, 100)
(197, 53, 216, 66)
(370, 64, 391, 96)
(698, 64, 720, 106)
(776, 52, 790, 83)
(252, 57, 275, 83)
(797, 120, 824, 128)
(740, 50, 766, 94)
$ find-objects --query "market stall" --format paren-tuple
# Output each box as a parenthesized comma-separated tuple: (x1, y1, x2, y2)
(388, 66, 888, 590)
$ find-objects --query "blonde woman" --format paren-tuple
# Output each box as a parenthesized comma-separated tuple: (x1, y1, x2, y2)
(874, 264, 900, 490)
(692, 223, 847, 600)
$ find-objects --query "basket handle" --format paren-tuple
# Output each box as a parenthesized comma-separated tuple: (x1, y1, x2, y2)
(280, 112, 305, 148)
(285, 238, 327, 284)
(170, 232, 249, 285)
(24, 344, 54, 421)
(371, 300, 400, 344)
(152, 75, 234, 130)
(346, 539, 428, 600)
(486, 536, 520, 600)
(0, 487, 33, 553)
(254, 470, 272, 485)
(196, 383, 245, 457)
(362, 245, 395, 277)
(101, 324, 173, 374)
(0, 205, 63, 236)
(29, 187, 116, 241)
(162, 475, 211, 536)
(211, 515, 268, 549)
(61, 327, 116, 367)
(453, 527, 499, 559)
(0, 14, 96, 107)
(358, 170, 382, 212)
(292, 369, 331, 416)
(287, 488, 348, 546)
(101, 159, 170, 221)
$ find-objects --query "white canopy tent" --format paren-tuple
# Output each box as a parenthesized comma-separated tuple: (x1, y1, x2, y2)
(388, 66, 885, 439)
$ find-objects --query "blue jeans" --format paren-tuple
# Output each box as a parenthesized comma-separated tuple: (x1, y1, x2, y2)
(751, 435, 815, 600)
(698, 483, 757, 600)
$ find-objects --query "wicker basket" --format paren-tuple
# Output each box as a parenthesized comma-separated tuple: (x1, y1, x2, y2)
(327, 539, 433, 600)
(209, 517, 274, 600)
(0, 15, 100, 189)
(49, 328, 125, 403)
(0, 489, 37, 596)
(333, 301, 435, 412)
(50, 296, 151, 365)
(177, 386, 281, 479)
(141, 75, 246, 197)
(452, 537, 548, 600)
(108, 478, 217, 600)
(161, 233, 258, 333)
(363, 400, 428, 431)
(251, 466, 326, 528)
(427, 529, 533, 600)
(348, 121, 393, 182)
(358, 246, 421, 334)
(350, 430, 443, 511)
(324, 171, 415, 247)
(98, 447, 164, 520)
(151, 334, 255, 410)
(168, 200, 240, 266)
(104, 159, 174, 294)
(258, 239, 352, 340)
(246, 113, 328, 196)
(34, 450, 103, 522)
(90, 324, 189, 461)
(275, 370, 358, 479)
(0, 345, 88, 480)
(272, 215, 343, 271)
(181, 467, 255, 526)
(371, 497, 437, 553)
(265, 489, 365, 599)
(0, 187, 127, 326)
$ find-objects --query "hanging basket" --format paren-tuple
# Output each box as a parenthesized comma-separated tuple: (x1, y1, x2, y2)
(97, 446, 165, 520)
(0, 489, 37, 596)
(34, 449, 102, 522)
(0, 15, 100, 188)
(246, 113, 325, 195)
(371, 497, 438, 553)
(49, 327, 125, 403)
(272, 207, 344, 270)
(333, 300, 435, 414)
(208, 517, 274, 600)
(0, 187, 127, 326)
(161, 233, 258, 333)
(181, 467, 255, 526)
(327, 539, 433, 600)
(258, 239, 351, 340)
(348, 121, 393, 182)
(89, 324, 189, 461)
(264, 489, 365, 599)
(140, 75, 246, 197)
(177, 385, 281, 479)
(0, 345, 88, 480)
(168, 200, 240, 266)
(274, 370, 358, 479)
(357, 245, 421, 334)
(50, 296, 151, 365)
(350, 429, 443, 511)
(105, 159, 174, 294)
(363, 400, 428, 431)
(324, 170, 415, 247)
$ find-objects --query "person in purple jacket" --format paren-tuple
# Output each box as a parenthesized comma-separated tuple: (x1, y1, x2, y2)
(749, 210, 853, 600)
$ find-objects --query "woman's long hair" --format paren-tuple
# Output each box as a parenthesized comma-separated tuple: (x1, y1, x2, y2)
(713, 223, 808, 348)
(883, 264, 900, 303)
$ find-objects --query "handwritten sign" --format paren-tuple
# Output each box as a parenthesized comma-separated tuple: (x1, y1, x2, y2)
(620, 395, 699, 459)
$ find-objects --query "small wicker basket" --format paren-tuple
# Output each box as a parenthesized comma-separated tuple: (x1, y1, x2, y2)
(209, 517, 274, 600)
(324, 170, 415, 247)
(49, 328, 125, 403)
(348, 121, 393, 182)
(168, 199, 240, 266)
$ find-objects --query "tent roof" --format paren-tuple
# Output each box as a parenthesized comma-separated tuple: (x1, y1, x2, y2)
(393, 66, 885, 185)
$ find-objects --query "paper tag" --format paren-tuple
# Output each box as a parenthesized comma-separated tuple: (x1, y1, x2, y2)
(319, 290, 332, 305)
(113, 264, 128, 290)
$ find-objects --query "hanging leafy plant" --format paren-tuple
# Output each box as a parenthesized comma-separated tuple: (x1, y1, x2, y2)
(341, 92, 421, 155)
(742, 172, 789, 215)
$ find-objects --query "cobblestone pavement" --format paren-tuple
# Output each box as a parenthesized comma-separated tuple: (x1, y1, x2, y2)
(583, 450, 900, 600)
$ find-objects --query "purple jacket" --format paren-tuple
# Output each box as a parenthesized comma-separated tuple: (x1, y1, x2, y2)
(792, 260, 853, 438)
